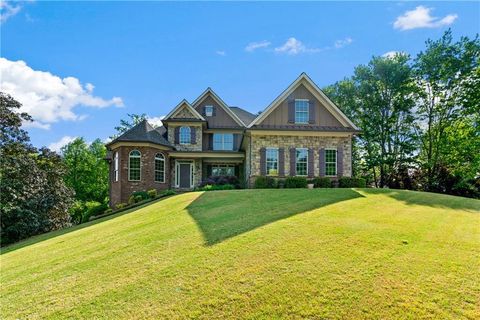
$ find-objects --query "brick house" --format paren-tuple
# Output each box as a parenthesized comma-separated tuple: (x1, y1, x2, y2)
(106, 73, 360, 207)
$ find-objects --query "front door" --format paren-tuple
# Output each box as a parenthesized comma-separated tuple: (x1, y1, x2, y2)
(179, 163, 192, 188)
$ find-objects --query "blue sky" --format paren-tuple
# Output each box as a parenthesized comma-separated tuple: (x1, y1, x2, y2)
(1, 1, 479, 150)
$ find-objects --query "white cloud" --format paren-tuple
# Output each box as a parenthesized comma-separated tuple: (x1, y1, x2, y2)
(146, 115, 165, 128)
(245, 40, 271, 52)
(334, 37, 353, 49)
(216, 50, 226, 56)
(0, 0, 22, 23)
(382, 51, 407, 59)
(394, 6, 458, 31)
(274, 37, 353, 55)
(0, 58, 124, 130)
(48, 136, 77, 152)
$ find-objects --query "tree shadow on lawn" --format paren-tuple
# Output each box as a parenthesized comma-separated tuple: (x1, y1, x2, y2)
(359, 188, 480, 213)
(186, 188, 364, 246)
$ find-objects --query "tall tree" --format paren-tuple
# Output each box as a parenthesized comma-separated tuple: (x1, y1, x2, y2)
(110, 113, 147, 139)
(413, 30, 479, 191)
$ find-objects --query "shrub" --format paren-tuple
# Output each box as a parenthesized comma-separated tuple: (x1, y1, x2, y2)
(198, 184, 235, 191)
(313, 177, 332, 188)
(69, 200, 86, 225)
(285, 177, 308, 188)
(338, 177, 367, 188)
(147, 189, 157, 198)
(199, 176, 239, 188)
(81, 201, 108, 222)
(161, 189, 176, 197)
(132, 191, 149, 201)
(254, 176, 277, 189)
(115, 203, 127, 210)
(104, 208, 113, 214)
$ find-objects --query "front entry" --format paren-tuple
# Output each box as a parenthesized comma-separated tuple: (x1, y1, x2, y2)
(178, 163, 192, 188)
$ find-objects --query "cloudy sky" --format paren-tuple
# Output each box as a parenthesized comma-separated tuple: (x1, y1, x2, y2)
(1, 1, 479, 151)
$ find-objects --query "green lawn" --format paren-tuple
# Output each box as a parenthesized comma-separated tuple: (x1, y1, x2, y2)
(1, 189, 479, 319)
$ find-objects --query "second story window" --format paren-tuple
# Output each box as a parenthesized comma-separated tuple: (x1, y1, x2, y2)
(179, 126, 191, 144)
(205, 105, 213, 117)
(213, 133, 233, 150)
(295, 99, 309, 124)
(266, 148, 278, 176)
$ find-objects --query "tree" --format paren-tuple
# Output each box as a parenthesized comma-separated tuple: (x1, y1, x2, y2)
(110, 113, 146, 139)
(62, 138, 109, 203)
(413, 30, 480, 191)
(1, 93, 74, 245)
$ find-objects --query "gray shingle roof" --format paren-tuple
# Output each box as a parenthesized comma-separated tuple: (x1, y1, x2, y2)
(229, 106, 257, 126)
(107, 119, 172, 147)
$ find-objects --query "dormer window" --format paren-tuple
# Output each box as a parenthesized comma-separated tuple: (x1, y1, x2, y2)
(295, 99, 309, 124)
(205, 105, 213, 117)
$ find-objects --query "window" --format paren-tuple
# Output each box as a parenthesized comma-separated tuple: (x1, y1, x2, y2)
(179, 126, 191, 144)
(113, 152, 119, 182)
(211, 164, 235, 176)
(325, 149, 337, 176)
(155, 153, 165, 183)
(213, 133, 233, 150)
(295, 99, 309, 124)
(266, 148, 278, 176)
(205, 105, 213, 117)
(128, 150, 141, 181)
(296, 148, 308, 176)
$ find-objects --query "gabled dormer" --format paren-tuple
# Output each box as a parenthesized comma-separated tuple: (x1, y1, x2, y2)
(192, 88, 246, 129)
(163, 100, 205, 151)
(248, 73, 359, 132)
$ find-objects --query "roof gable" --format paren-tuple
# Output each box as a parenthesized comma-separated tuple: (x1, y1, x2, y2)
(248, 73, 359, 130)
(191, 88, 246, 127)
(164, 99, 205, 121)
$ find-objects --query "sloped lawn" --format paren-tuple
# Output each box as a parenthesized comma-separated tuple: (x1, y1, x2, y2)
(1, 189, 479, 319)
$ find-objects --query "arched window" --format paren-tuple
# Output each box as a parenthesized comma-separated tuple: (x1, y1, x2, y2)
(129, 150, 141, 181)
(155, 153, 165, 183)
(113, 151, 119, 182)
(179, 126, 191, 144)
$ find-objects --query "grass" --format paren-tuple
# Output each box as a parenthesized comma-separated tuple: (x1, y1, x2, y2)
(1, 188, 479, 319)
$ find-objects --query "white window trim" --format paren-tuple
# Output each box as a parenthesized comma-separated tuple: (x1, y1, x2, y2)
(295, 147, 308, 177)
(205, 105, 213, 117)
(295, 99, 310, 124)
(175, 160, 193, 188)
(154, 153, 165, 183)
(113, 151, 119, 182)
(325, 148, 338, 177)
(128, 150, 141, 181)
(179, 126, 191, 145)
(266, 147, 279, 176)
(213, 133, 234, 151)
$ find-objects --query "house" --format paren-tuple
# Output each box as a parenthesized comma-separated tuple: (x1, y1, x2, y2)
(106, 73, 360, 207)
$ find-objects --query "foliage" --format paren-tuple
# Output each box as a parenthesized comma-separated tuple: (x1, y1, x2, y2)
(147, 189, 158, 198)
(338, 177, 367, 188)
(313, 177, 332, 188)
(110, 113, 147, 139)
(197, 184, 235, 191)
(284, 177, 308, 188)
(1, 93, 74, 245)
(115, 203, 127, 210)
(61, 138, 109, 203)
(161, 189, 177, 197)
(254, 176, 277, 189)
(2, 190, 479, 319)
(199, 175, 239, 188)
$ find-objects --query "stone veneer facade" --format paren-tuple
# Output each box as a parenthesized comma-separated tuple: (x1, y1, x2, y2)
(167, 124, 203, 152)
(245, 134, 352, 185)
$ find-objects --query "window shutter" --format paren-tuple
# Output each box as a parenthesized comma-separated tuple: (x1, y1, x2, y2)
(212, 106, 217, 116)
(174, 127, 179, 144)
(319, 148, 325, 177)
(308, 100, 315, 124)
(190, 127, 196, 144)
(201, 106, 206, 116)
(288, 99, 295, 123)
(208, 134, 213, 150)
(233, 134, 238, 151)
(308, 148, 314, 177)
(289, 148, 296, 176)
(337, 147, 343, 177)
(278, 148, 285, 176)
(260, 147, 266, 176)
